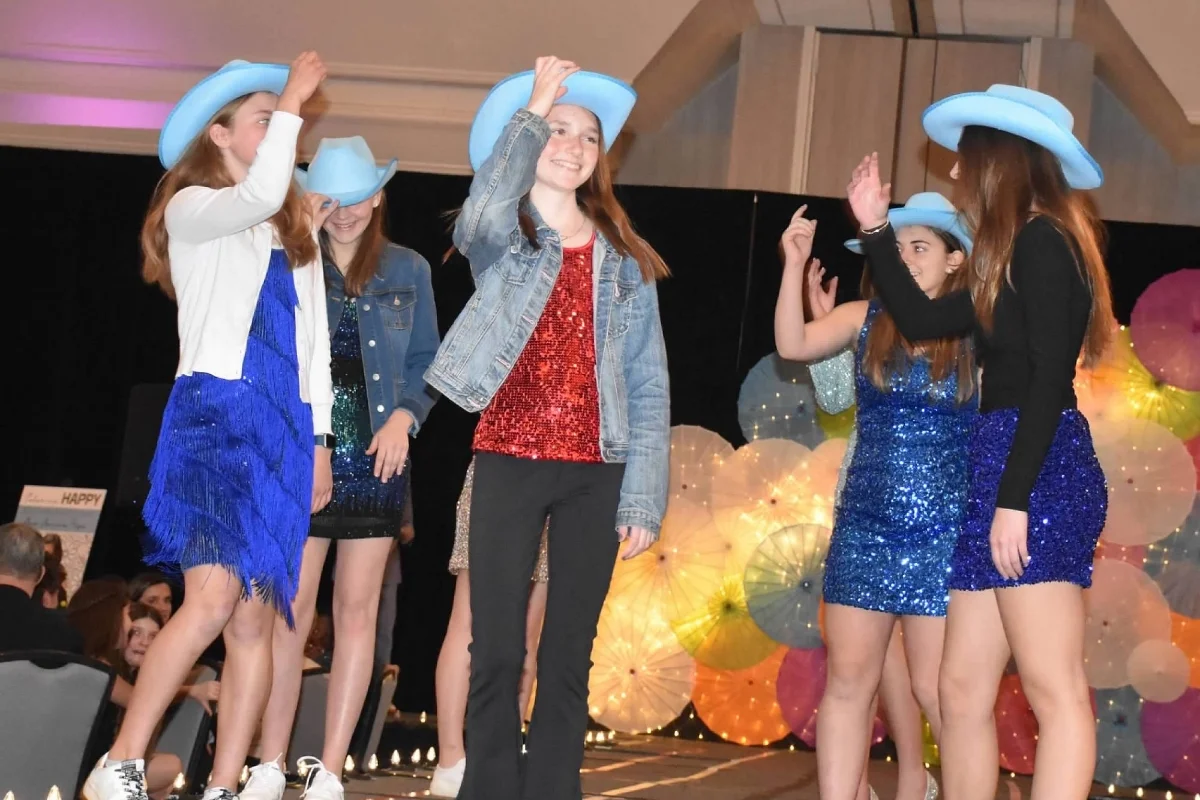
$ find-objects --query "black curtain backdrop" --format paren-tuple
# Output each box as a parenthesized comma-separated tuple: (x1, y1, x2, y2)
(4, 144, 1198, 712)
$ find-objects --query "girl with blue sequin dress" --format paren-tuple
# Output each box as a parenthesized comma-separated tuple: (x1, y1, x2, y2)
(248, 137, 441, 800)
(84, 53, 335, 800)
(848, 86, 1113, 800)
(775, 196, 975, 800)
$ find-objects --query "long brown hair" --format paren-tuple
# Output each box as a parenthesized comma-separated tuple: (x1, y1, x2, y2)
(319, 194, 389, 297)
(956, 125, 1114, 366)
(141, 94, 318, 299)
(66, 578, 130, 663)
(861, 229, 976, 403)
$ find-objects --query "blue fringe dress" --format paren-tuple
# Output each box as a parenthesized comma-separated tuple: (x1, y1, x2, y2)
(142, 249, 314, 625)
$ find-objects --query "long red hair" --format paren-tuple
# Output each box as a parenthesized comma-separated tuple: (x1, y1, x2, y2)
(319, 194, 390, 297)
(955, 125, 1115, 366)
(141, 94, 317, 299)
(860, 228, 976, 403)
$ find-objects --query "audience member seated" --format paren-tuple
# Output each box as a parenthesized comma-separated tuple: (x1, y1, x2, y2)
(118, 602, 184, 800)
(0, 522, 83, 654)
(129, 570, 175, 624)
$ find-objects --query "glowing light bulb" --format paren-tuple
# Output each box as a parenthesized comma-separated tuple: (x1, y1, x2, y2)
(586, 732, 594, 743)
(368, 754, 379, 771)
(1137, 789, 1144, 798)
(391, 750, 401, 767)
(427, 747, 436, 763)
(46, 789, 62, 800)
(345, 755, 355, 772)
(240, 765, 250, 784)
(173, 773, 186, 790)
(4, 792, 13, 800)
(420, 711, 428, 724)
(411, 748, 421, 764)
(1108, 786, 1116, 795)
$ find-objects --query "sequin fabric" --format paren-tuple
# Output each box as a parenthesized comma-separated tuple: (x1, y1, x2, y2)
(311, 297, 409, 539)
(142, 249, 312, 626)
(808, 348, 857, 505)
(824, 302, 977, 617)
(449, 458, 549, 581)
(951, 408, 1106, 590)
(473, 239, 603, 462)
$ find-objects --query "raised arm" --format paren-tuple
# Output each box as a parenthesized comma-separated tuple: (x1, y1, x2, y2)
(995, 220, 1085, 511)
(166, 52, 326, 244)
(453, 57, 580, 279)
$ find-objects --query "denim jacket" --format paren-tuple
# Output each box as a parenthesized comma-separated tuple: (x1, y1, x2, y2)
(325, 243, 441, 434)
(424, 109, 671, 535)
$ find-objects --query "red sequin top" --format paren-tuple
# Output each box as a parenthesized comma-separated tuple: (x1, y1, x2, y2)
(473, 237, 603, 462)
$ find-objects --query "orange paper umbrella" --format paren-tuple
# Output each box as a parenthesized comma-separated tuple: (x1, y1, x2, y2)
(1084, 560, 1174, 688)
(668, 425, 735, 510)
(1170, 613, 1200, 689)
(588, 604, 695, 734)
(692, 646, 791, 745)
(606, 497, 726, 625)
(1093, 418, 1197, 546)
(670, 574, 779, 671)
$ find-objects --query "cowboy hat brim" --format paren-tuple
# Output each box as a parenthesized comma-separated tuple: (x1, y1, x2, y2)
(159, 62, 290, 169)
(922, 92, 1103, 190)
(294, 159, 399, 207)
(844, 207, 974, 255)
(468, 70, 636, 172)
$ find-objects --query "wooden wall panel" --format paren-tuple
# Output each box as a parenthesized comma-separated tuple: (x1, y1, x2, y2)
(1027, 36, 1095, 145)
(804, 33, 905, 197)
(617, 64, 739, 188)
(892, 38, 938, 200)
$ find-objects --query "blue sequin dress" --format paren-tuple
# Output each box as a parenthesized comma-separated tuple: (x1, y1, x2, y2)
(823, 302, 977, 616)
(142, 249, 313, 625)
(310, 297, 409, 539)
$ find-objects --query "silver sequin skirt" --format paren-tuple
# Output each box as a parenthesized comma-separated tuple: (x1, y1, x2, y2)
(449, 458, 550, 582)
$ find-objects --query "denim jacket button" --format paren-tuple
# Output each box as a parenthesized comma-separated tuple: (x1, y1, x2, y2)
(372, 373, 380, 381)
(363, 303, 370, 311)
(368, 340, 376, 347)
(376, 405, 385, 413)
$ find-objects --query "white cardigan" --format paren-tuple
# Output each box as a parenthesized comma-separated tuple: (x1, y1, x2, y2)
(165, 110, 333, 436)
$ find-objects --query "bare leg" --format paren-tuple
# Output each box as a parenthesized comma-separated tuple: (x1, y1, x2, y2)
(997, 583, 1094, 800)
(108, 566, 242, 761)
(818, 604, 896, 800)
(518, 580, 548, 723)
(878, 624, 928, 800)
(436, 571, 472, 767)
(210, 594, 277, 787)
(899, 616, 945, 740)
(145, 753, 183, 800)
(938, 590, 1010, 800)
(255, 537, 331, 766)
(320, 536, 393, 773)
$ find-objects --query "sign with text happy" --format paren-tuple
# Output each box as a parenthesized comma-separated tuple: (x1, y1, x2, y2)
(15, 485, 108, 599)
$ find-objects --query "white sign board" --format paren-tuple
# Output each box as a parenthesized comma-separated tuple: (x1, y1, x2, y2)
(14, 485, 108, 599)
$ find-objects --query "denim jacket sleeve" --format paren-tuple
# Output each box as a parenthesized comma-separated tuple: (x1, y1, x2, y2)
(397, 253, 441, 434)
(615, 277, 671, 536)
(452, 109, 551, 281)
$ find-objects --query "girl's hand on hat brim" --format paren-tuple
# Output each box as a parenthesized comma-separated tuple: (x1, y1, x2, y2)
(306, 193, 338, 230)
(526, 56, 580, 119)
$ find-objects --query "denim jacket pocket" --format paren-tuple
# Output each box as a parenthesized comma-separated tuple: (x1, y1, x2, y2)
(374, 287, 416, 330)
(609, 279, 639, 337)
(499, 232, 541, 286)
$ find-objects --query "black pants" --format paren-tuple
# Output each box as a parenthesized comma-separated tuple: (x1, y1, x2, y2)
(459, 453, 624, 800)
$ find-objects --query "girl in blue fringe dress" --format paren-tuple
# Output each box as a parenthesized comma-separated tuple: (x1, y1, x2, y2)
(84, 52, 337, 800)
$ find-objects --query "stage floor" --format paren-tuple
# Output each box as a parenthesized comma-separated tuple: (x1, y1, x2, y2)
(282, 735, 1176, 799)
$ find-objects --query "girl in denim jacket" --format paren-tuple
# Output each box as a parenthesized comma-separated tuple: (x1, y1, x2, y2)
(425, 56, 671, 800)
(245, 137, 441, 799)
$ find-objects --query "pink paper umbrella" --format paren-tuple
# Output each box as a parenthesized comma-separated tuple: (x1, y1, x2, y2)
(776, 647, 885, 747)
(1131, 269, 1200, 391)
(1141, 687, 1200, 793)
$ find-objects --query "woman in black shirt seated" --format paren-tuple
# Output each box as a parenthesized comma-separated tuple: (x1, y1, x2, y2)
(846, 85, 1115, 800)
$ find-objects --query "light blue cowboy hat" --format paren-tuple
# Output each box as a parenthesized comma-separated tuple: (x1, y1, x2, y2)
(294, 136, 398, 206)
(844, 192, 974, 255)
(158, 59, 289, 169)
(468, 69, 637, 171)
(922, 84, 1103, 190)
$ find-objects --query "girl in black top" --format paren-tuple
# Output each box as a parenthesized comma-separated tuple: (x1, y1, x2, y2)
(846, 85, 1116, 800)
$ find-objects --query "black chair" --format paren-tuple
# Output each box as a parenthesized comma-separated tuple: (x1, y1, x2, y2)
(156, 663, 219, 787)
(0, 650, 115, 799)
(286, 666, 331, 769)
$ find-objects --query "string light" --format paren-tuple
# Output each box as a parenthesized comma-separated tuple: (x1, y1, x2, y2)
(391, 750, 401, 767)
(345, 755, 355, 773)
(411, 748, 421, 765)
(46, 789, 61, 800)
(420, 711, 428, 724)
(1136, 789, 1144, 798)
(1109, 785, 1116, 795)
(173, 773, 186, 790)
(427, 747, 437, 762)
(4, 792, 13, 800)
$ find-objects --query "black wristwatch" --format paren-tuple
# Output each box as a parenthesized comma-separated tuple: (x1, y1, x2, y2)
(314, 433, 336, 449)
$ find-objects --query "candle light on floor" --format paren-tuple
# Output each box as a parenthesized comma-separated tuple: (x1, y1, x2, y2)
(369, 754, 379, 771)
(420, 711, 428, 724)
(411, 748, 421, 765)
(392, 750, 402, 767)
(240, 766, 249, 785)
(173, 772, 186, 790)
(345, 755, 355, 773)
(4, 792, 13, 800)
(46, 787, 61, 800)
(426, 747, 436, 763)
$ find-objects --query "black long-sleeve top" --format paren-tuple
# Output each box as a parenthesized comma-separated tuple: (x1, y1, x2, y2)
(860, 215, 1092, 511)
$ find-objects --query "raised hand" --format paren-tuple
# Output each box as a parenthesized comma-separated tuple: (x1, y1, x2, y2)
(846, 152, 892, 231)
(806, 259, 837, 320)
(306, 193, 339, 229)
(278, 51, 327, 115)
(780, 204, 817, 269)
(526, 56, 580, 119)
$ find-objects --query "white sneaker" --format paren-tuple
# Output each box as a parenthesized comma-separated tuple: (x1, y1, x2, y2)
(81, 754, 149, 800)
(297, 757, 344, 800)
(430, 758, 465, 798)
(240, 757, 287, 800)
(200, 789, 237, 800)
